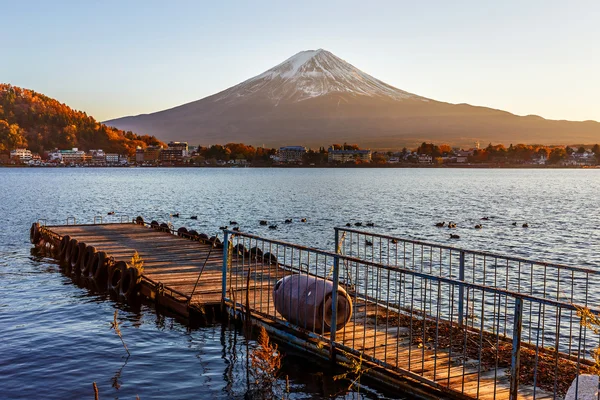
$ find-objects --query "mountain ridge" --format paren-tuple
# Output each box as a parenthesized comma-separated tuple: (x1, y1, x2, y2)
(105, 49, 600, 148)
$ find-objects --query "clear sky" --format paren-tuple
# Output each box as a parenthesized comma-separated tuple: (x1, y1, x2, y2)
(2, 0, 599, 122)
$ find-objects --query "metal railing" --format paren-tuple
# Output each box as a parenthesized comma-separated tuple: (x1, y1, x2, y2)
(336, 227, 600, 350)
(221, 229, 599, 400)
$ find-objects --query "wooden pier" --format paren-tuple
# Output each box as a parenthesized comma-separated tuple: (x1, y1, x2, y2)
(30, 220, 586, 400)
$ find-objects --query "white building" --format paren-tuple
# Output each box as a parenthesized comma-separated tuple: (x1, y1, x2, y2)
(418, 155, 433, 164)
(10, 149, 33, 162)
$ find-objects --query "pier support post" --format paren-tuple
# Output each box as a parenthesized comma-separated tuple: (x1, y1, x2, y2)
(329, 253, 340, 362)
(458, 251, 466, 327)
(221, 230, 229, 313)
(509, 297, 523, 400)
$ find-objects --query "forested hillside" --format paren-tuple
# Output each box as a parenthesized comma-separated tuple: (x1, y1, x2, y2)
(0, 84, 163, 155)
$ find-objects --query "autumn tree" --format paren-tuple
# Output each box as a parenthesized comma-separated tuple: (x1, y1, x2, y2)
(548, 148, 567, 164)
(0, 83, 164, 155)
(0, 120, 27, 151)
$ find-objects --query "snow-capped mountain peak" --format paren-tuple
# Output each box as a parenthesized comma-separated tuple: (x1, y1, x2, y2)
(215, 49, 422, 103)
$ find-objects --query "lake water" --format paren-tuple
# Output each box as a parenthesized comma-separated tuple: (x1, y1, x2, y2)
(1, 167, 599, 399)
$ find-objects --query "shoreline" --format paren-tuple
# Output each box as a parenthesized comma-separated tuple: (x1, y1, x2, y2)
(1, 164, 598, 169)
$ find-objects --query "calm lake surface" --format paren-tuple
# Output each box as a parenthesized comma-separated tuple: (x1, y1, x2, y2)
(1, 168, 599, 399)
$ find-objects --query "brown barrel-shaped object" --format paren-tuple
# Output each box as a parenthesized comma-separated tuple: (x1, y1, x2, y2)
(273, 275, 352, 333)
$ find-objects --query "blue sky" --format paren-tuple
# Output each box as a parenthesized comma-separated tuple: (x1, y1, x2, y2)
(2, 0, 599, 122)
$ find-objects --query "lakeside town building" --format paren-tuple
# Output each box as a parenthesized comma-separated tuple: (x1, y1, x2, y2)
(327, 148, 372, 163)
(278, 146, 307, 163)
(10, 148, 33, 162)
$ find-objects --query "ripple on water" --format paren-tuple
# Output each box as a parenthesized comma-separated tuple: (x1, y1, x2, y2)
(0, 167, 599, 399)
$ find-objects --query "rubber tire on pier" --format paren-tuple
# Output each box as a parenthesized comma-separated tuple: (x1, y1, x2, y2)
(209, 236, 222, 248)
(150, 220, 159, 229)
(177, 227, 188, 237)
(233, 243, 247, 256)
(135, 216, 144, 225)
(92, 251, 109, 286)
(263, 252, 278, 265)
(59, 235, 71, 262)
(198, 233, 209, 242)
(30, 223, 41, 244)
(108, 261, 127, 293)
(71, 242, 87, 276)
(81, 245, 97, 277)
(250, 246, 263, 259)
(187, 230, 199, 240)
(121, 266, 139, 300)
(160, 223, 170, 233)
(64, 239, 79, 272)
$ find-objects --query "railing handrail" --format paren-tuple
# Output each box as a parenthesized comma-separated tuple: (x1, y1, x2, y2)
(335, 226, 599, 275)
(225, 229, 600, 314)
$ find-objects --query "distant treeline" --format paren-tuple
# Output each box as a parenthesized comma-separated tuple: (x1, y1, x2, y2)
(412, 142, 600, 164)
(191, 143, 362, 164)
(0, 84, 164, 156)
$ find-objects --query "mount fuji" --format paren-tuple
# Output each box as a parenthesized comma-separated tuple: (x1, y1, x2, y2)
(105, 49, 600, 148)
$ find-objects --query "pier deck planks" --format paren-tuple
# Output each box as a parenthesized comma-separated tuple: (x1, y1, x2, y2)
(46, 223, 553, 400)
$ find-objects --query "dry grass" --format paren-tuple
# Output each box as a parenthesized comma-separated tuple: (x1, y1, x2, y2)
(248, 326, 286, 399)
(110, 310, 130, 356)
(130, 251, 144, 279)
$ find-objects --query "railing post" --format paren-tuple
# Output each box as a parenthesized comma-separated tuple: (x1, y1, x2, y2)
(221, 230, 230, 313)
(458, 250, 465, 326)
(329, 253, 340, 361)
(510, 297, 523, 400)
(334, 228, 340, 254)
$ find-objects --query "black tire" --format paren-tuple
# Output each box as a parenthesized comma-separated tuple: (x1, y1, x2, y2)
(177, 227, 188, 237)
(263, 252, 278, 264)
(160, 223, 170, 233)
(71, 242, 86, 275)
(108, 261, 127, 292)
(30, 223, 36, 243)
(209, 236, 222, 247)
(32, 223, 41, 244)
(65, 239, 79, 271)
(233, 243, 247, 256)
(92, 251, 109, 285)
(150, 220, 159, 229)
(59, 235, 71, 262)
(250, 246, 263, 259)
(122, 266, 139, 299)
(81, 246, 97, 277)
(135, 216, 144, 225)
(198, 233, 209, 242)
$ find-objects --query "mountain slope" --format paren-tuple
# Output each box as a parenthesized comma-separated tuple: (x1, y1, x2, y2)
(105, 49, 600, 148)
(0, 84, 164, 155)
